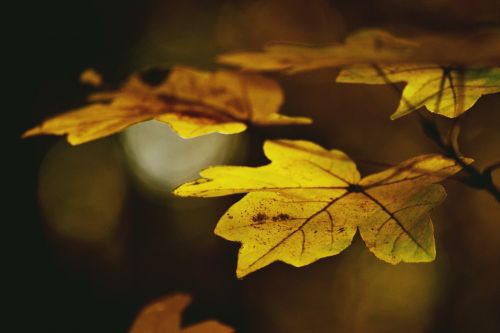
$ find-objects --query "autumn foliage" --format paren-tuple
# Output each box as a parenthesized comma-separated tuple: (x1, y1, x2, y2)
(23, 25, 500, 332)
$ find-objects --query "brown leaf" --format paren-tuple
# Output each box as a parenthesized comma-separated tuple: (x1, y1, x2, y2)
(79, 68, 103, 87)
(23, 66, 311, 145)
(217, 29, 417, 73)
(129, 293, 233, 333)
(217, 29, 500, 73)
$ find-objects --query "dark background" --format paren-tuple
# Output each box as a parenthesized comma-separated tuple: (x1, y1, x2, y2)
(9, 1, 500, 332)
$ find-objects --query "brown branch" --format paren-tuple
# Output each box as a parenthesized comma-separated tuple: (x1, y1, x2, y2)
(417, 111, 500, 202)
(368, 63, 499, 201)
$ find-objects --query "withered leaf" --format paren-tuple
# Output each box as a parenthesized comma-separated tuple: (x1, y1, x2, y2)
(218, 29, 417, 73)
(23, 66, 311, 145)
(218, 29, 500, 73)
(129, 293, 233, 333)
(175, 140, 470, 278)
(79, 68, 103, 87)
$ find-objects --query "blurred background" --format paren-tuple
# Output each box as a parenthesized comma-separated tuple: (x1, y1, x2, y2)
(11, 0, 500, 332)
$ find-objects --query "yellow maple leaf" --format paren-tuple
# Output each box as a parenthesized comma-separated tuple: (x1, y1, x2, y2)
(337, 64, 500, 118)
(218, 29, 500, 118)
(129, 293, 233, 333)
(175, 139, 470, 278)
(23, 66, 311, 145)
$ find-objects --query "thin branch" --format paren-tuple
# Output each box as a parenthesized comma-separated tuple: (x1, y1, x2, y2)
(447, 115, 463, 157)
(417, 111, 500, 201)
(370, 64, 500, 201)
(484, 161, 500, 174)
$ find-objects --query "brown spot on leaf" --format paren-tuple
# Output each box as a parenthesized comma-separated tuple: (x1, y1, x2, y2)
(272, 213, 290, 221)
(252, 213, 268, 223)
(192, 178, 211, 185)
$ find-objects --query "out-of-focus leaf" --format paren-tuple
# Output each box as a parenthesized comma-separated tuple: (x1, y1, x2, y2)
(129, 293, 233, 333)
(79, 68, 103, 87)
(23, 66, 311, 145)
(337, 65, 500, 118)
(409, 30, 500, 65)
(218, 29, 500, 73)
(218, 28, 500, 118)
(218, 29, 418, 73)
(175, 140, 470, 277)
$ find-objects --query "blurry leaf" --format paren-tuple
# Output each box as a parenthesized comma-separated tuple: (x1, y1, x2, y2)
(23, 66, 311, 145)
(175, 140, 469, 277)
(129, 293, 233, 333)
(337, 65, 500, 118)
(408, 30, 500, 65)
(218, 29, 417, 73)
(218, 29, 500, 73)
(79, 68, 103, 87)
(218, 28, 500, 118)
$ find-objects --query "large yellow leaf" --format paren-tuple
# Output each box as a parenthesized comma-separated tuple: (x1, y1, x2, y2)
(23, 66, 311, 145)
(175, 140, 469, 278)
(337, 64, 500, 118)
(129, 293, 233, 333)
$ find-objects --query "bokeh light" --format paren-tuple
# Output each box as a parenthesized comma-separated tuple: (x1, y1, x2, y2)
(21, 1, 500, 332)
(121, 120, 245, 197)
(38, 139, 127, 243)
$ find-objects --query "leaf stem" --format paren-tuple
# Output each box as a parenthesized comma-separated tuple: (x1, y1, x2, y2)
(417, 111, 500, 201)
(360, 64, 499, 200)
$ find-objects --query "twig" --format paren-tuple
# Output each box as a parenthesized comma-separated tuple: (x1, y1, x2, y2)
(369, 63, 499, 201)
(417, 111, 500, 201)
